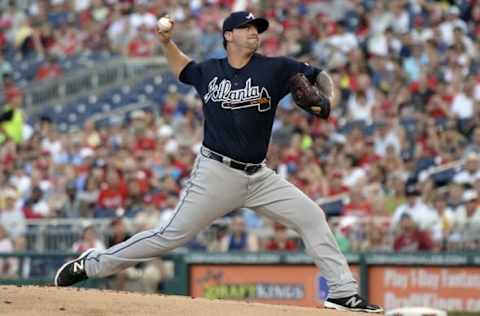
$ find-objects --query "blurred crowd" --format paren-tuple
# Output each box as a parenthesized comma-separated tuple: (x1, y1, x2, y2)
(2, 0, 480, 281)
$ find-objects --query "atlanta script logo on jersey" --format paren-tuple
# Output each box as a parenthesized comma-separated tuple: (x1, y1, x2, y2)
(204, 77, 271, 112)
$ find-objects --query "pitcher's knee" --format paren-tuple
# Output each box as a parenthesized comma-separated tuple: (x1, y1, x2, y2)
(156, 228, 195, 248)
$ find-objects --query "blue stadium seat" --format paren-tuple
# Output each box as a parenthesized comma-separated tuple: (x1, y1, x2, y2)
(152, 78, 162, 88)
(363, 123, 376, 136)
(144, 84, 154, 95)
(121, 85, 132, 94)
(58, 123, 68, 132)
(415, 157, 436, 174)
(320, 199, 344, 217)
(88, 95, 98, 104)
(54, 104, 64, 114)
(101, 103, 111, 112)
(112, 93, 123, 105)
(431, 167, 456, 187)
(68, 113, 78, 123)
(76, 103, 86, 114)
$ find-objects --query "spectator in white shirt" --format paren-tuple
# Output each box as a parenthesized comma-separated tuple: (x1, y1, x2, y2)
(449, 190, 480, 249)
(464, 127, 480, 157)
(40, 123, 64, 163)
(387, 1, 410, 34)
(128, 2, 156, 36)
(0, 225, 17, 277)
(452, 27, 476, 60)
(21, 186, 51, 218)
(451, 81, 475, 120)
(411, 17, 434, 43)
(9, 167, 31, 198)
(439, 6, 468, 46)
(72, 0, 90, 12)
(456, 190, 480, 230)
(374, 120, 401, 157)
(0, 188, 26, 248)
(453, 152, 480, 187)
(393, 183, 438, 230)
(347, 90, 374, 122)
(429, 192, 456, 247)
(368, 1, 391, 34)
(108, 4, 133, 52)
(342, 154, 367, 189)
(328, 20, 358, 53)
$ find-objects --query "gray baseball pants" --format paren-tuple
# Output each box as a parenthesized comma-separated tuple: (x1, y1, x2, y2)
(85, 148, 357, 298)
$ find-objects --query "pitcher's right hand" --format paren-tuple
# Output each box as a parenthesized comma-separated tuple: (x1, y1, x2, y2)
(157, 16, 175, 44)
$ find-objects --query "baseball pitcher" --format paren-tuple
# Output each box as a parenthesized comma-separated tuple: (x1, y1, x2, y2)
(55, 11, 383, 313)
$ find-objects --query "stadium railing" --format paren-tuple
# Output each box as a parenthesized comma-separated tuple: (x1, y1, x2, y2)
(23, 56, 167, 116)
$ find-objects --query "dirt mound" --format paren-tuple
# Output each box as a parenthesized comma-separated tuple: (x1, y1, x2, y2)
(0, 286, 371, 316)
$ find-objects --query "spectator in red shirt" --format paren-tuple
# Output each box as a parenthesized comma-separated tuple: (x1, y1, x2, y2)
(265, 223, 298, 251)
(342, 188, 372, 217)
(130, 110, 156, 154)
(358, 138, 381, 168)
(393, 213, 434, 252)
(0, 32, 5, 51)
(35, 55, 63, 81)
(51, 23, 83, 57)
(96, 168, 128, 217)
(32, 23, 56, 57)
(126, 28, 156, 57)
(325, 171, 349, 196)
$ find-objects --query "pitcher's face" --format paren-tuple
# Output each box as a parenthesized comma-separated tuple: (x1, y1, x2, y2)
(225, 24, 259, 52)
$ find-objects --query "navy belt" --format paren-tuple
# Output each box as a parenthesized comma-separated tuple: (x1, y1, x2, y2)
(200, 147, 263, 175)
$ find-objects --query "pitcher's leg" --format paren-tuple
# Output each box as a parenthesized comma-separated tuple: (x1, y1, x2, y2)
(246, 169, 357, 298)
(85, 156, 248, 278)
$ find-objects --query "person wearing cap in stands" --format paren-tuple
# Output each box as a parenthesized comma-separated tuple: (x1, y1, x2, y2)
(453, 152, 480, 187)
(392, 182, 437, 230)
(456, 190, 480, 249)
(0, 187, 26, 251)
(393, 212, 434, 252)
(264, 222, 298, 251)
(457, 190, 480, 230)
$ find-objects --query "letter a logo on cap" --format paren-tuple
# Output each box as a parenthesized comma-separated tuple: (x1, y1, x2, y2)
(246, 13, 254, 19)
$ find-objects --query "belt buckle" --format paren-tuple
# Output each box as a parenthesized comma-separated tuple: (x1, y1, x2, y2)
(222, 156, 231, 167)
(244, 164, 260, 175)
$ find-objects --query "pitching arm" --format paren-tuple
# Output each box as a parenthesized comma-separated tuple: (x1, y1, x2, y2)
(157, 17, 192, 79)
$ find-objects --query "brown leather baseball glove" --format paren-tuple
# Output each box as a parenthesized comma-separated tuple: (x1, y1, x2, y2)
(288, 73, 330, 119)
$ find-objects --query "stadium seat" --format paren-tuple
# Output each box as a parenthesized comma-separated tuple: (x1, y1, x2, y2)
(320, 199, 344, 217)
(415, 157, 436, 174)
(431, 167, 456, 187)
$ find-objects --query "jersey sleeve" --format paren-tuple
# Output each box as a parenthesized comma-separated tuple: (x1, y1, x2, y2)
(282, 57, 322, 83)
(178, 61, 202, 86)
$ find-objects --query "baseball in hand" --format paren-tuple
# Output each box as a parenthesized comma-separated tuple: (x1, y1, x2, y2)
(157, 17, 173, 32)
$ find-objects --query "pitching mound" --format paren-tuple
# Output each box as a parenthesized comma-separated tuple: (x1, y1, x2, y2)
(0, 286, 370, 316)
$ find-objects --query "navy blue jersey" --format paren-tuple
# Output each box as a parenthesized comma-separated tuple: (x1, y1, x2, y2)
(179, 53, 320, 163)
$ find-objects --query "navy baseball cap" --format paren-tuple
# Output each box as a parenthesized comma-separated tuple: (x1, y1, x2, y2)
(222, 11, 269, 34)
